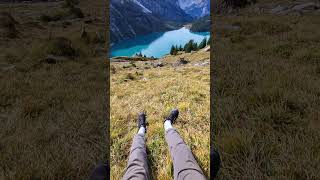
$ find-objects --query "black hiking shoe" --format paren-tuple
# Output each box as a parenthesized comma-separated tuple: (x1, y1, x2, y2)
(164, 108, 179, 124)
(211, 149, 221, 179)
(137, 112, 147, 130)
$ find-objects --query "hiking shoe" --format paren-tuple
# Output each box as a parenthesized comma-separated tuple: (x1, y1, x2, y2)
(211, 149, 221, 179)
(137, 112, 147, 129)
(165, 108, 179, 124)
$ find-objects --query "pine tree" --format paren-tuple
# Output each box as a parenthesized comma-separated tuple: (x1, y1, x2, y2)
(199, 38, 207, 49)
(179, 45, 183, 51)
(139, 52, 142, 57)
(192, 42, 198, 51)
(185, 40, 194, 53)
(170, 45, 175, 55)
(207, 36, 211, 45)
(183, 43, 188, 51)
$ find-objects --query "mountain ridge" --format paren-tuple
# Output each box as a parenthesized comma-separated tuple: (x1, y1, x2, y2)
(178, 0, 210, 18)
(110, 0, 193, 43)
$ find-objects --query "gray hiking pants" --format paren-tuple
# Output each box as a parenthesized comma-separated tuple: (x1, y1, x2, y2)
(122, 128, 206, 180)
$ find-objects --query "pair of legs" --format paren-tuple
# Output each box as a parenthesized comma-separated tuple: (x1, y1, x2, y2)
(122, 109, 206, 180)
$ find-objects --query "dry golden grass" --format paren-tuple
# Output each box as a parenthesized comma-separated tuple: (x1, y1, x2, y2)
(110, 50, 210, 179)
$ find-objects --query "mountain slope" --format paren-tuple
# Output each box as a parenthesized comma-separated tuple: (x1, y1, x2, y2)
(110, 49, 210, 179)
(110, 0, 192, 43)
(178, 0, 210, 18)
(190, 15, 210, 32)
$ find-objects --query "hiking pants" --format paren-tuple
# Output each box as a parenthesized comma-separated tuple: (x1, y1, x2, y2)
(123, 129, 206, 180)
(165, 128, 206, 180)
(123, 134, 149, 180)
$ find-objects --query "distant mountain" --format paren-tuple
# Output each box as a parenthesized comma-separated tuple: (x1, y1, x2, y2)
(190, 15, 210, 32)
(110, 0, 192, 44)
(178, 0, 210, 18)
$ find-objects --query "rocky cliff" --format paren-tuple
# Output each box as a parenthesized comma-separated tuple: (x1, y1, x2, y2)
(110, 0, 192, 43)
(178, 0, 210, 18)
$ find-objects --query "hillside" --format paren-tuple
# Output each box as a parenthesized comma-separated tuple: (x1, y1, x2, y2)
(110, 49, 210, 179)
(190, 15, 210, 32)
(0, 1, 107, 179)
(110, 0, 192, 43)
(213, 0, 320, 179)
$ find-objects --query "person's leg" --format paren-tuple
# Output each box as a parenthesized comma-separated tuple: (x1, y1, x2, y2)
(164, 109, 206, 180)
(123, 113, 149, 180)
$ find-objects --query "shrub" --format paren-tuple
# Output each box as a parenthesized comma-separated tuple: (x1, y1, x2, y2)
(124, 73, 136, 81)
(40, 15, 52, 22)
(46, 37, 77, 57)
(64, 0, 79, 8)
(69, 7, 84, 18)
(223, 0, 256, 8)
(40, 10, 68, 22)
(0, 12, 18, 38)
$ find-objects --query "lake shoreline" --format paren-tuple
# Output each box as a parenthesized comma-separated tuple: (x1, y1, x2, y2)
(111, 27, 210, 58)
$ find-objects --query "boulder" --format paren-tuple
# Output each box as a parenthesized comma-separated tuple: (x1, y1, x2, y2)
(292, 2, 319, 11)
(270, 5, 288, 14)
(42, 55, 70, 64)
(0, 63, 15, 72)
(152, 62, 164, 68)
(176, 58, 189, 65)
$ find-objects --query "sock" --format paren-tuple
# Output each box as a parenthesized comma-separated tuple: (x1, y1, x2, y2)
(164, 120, 173, 131)
(138, 126, 146, 135)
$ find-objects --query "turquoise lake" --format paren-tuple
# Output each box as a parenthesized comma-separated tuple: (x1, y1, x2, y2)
(110, 27, 210, 58)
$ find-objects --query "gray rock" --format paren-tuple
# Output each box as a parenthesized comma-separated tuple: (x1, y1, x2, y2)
(152, 62, 164, 68)
(292, 2, 319, 11)
(270, 5, 288, 14)
(0, 63, 15, 72)
(43, 55, 69, 64)
(177, 58, 189, 65)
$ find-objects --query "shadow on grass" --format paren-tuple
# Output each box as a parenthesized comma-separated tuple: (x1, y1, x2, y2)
(193, 149, 210, 179)
(146, 147, 155, 180)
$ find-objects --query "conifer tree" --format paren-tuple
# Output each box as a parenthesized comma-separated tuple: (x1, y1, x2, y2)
(207, 36, 211, 45)
(185, 40, 194, 53)
(193, 42, 198, 51)
(170, 45, 175, 55)
(199, 37, 207, 49)
(179, 45, 183, 51)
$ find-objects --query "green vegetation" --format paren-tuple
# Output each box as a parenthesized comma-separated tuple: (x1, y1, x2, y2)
(198, 38, 207, 49)
(170, 37, 209, 55)
(214, 2, 320, 179)
(111, 50, 210, 179)
(170, 45, 179, 55)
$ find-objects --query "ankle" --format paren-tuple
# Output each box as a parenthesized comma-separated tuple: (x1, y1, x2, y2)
(164, 120, 173, 131)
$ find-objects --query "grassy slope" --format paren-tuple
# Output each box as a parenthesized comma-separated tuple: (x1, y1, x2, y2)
(213, 1, 320, 179)
(110, 51, 210, 179)
(0, 1, 107, 179)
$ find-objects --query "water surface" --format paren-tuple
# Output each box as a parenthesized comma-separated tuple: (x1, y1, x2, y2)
(111, 27, 210, 58)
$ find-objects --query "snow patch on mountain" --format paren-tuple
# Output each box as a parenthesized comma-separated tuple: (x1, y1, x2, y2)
(178, 0, 210, 18)
(132, 0, 152, 13)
